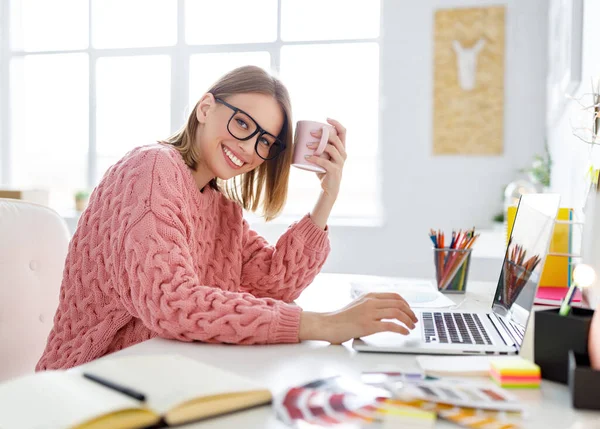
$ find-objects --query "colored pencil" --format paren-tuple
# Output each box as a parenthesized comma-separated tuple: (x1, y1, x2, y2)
(429, 228, 479, 291)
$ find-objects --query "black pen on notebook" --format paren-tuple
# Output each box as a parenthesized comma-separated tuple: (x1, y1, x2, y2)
(83, 372, 146, 401)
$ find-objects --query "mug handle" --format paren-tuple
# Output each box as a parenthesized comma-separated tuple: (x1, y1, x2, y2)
(313, 126, 329, 156)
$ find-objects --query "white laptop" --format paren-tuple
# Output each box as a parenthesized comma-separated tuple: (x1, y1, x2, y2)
(353, 193, 561, 356)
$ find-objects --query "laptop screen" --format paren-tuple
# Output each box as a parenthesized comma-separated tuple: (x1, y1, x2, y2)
(491, 194, 561, 342)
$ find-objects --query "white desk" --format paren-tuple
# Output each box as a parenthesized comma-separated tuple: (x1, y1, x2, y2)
(105, 274, 600, 428)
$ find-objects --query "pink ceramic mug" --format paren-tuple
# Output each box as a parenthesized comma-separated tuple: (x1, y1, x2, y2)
(292, 120, 337, 173)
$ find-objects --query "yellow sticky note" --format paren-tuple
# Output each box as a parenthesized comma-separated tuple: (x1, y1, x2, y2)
(490, 358, 540, 376)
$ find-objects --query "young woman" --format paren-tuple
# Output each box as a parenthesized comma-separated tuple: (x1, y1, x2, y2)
(37, 66, 417, 371)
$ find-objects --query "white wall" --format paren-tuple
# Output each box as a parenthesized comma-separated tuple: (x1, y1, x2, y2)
(253, 0, 549, 281)
(549, 0, 600, 211)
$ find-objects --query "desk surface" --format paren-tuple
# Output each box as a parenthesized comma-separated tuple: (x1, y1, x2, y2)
(106, 274, 600, 429)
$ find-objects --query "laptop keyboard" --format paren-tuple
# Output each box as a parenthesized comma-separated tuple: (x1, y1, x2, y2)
(422, 312, 493, 345)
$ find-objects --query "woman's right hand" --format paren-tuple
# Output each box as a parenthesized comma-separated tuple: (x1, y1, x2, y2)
(299, 292, 419, 344)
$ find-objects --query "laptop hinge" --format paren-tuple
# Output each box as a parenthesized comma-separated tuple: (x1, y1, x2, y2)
(488, 313, 517, 347)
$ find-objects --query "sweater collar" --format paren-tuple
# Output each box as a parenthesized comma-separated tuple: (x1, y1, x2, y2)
(165, 144, 217, 212)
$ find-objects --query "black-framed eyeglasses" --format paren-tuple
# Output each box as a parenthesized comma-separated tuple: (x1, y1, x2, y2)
(214, 97, 286, 161)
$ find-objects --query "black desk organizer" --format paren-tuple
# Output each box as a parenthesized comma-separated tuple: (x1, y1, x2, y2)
(568, 350, 600, 410)
(534, 307, 594, 384)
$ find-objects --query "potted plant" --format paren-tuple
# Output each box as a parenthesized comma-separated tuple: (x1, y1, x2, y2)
(492, 212, 505, 231)
(492, 185, 507, 230)
(75, 190, 90, 212)
(520, 142, 552, 191)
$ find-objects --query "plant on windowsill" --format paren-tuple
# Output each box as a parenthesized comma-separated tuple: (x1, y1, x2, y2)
(75, 190, 90, 212)
(491, 184, 506, 229)
(492, 211, 505, 232)
(519, 142, 552, 191)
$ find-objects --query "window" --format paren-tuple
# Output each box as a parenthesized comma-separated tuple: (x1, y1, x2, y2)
(96, 55, 171, 182)
(2, 0, 381, 220)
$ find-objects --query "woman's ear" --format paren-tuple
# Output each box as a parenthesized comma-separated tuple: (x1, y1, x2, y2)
(195, 93, 215, 124)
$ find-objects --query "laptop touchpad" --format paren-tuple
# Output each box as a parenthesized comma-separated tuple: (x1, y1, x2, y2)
(359, 327, 422, 348)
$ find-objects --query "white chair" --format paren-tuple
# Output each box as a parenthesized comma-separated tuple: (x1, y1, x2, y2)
(0, 198, 69, 381)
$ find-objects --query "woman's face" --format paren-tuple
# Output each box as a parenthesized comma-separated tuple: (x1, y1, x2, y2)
(195, 92, 284, 181)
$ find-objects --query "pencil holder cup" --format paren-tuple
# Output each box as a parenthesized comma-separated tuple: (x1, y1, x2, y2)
(433, 248, 472, 294)
(534, 307, 594, 384)
(497, 260, 535, 309)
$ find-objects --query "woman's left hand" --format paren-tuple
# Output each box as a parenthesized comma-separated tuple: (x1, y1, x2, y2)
(306, 118, 347, 200)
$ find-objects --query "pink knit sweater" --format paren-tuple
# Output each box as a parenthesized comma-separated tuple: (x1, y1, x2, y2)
(36, 144, 330, 371)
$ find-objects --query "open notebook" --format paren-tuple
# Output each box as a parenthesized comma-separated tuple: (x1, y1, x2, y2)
(0, 354, 272, 429)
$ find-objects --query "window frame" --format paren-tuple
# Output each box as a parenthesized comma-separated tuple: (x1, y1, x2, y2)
(0, 0, 382, 222)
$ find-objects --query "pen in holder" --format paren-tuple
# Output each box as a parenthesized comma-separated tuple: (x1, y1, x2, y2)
(429, 228, 478, 294)
(433, 247, 473, 293)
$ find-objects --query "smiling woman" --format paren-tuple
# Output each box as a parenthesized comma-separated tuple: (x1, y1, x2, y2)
(34, 65, 417, 372)
(164, 66, 292, 221)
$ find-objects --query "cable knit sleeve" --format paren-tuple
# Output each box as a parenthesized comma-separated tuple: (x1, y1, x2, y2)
(238, 214, 331, 303)
(118, 209, 302, 345)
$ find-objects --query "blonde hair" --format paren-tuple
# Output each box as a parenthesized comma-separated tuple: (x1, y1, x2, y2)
(164, 66, 293, 221)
